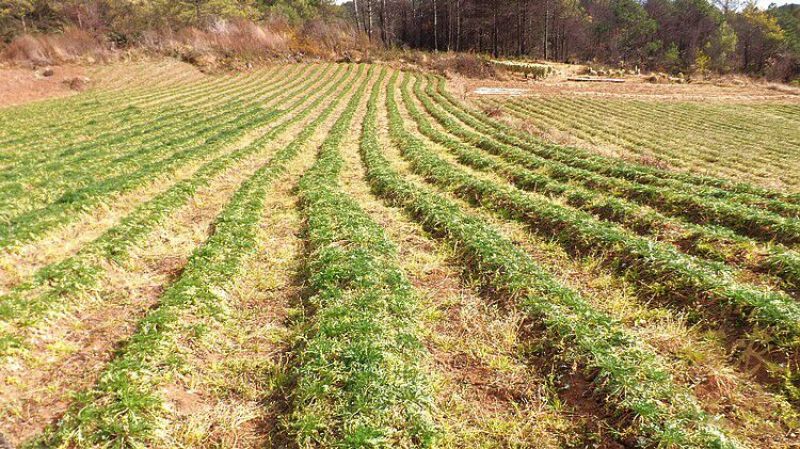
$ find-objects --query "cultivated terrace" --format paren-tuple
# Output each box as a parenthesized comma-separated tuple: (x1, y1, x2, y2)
(1, 61, 800, 449)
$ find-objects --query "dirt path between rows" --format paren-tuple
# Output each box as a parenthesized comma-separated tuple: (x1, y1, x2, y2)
(334, 71, 575, 448)
(0, 73, 337, 445)
(0, 66, 89, 108)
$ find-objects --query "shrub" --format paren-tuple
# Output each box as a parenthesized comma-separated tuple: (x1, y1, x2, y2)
(2, 27, 107, 65)
(431, 53, 496, 79)
(1, 17, 369, 68)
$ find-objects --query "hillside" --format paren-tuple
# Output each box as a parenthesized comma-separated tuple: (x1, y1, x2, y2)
(1, 59, 800, 448)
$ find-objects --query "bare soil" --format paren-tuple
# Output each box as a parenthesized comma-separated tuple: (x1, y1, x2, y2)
(0, 127, 294, 445)
(450, 71, 800, 103)
(0, 66, 89, 107)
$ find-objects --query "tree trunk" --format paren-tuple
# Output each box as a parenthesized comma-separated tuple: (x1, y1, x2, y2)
(447, 0, 452, 51)
(743, 40, 750, 72)
(413, 0, 421, 47)
(492, 9, 498, 57)
(354, 0, 362, 33)
(401, 4, 407, 42)
(381, 0, 388, 46)
(456, 0, 462, 52)
(433, 0, 439, 52)
(543, 0, 549, 60)
(367, 0, 373, 41)
(517, 0, 523, 56)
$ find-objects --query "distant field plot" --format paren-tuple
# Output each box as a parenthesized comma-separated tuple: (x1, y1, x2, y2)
(476, 94, 800, 191)
(3, 62, 800, 449)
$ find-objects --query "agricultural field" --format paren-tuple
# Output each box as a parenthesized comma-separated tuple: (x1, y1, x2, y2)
(2, 61, 800, 449)
(472, 85, 800, 191)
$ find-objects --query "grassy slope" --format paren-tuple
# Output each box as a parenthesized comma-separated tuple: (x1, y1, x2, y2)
(2, 60, 800, 448)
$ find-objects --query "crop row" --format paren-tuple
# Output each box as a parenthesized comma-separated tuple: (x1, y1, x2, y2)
(494, 96, 800, 213)
(359, 70, 739, 449)
(0, 70, 216, 151)
(29, 63, 364, 449)
(401, 73, 800, 352)
(431, 77, 800, 204)
(0, 65, 338, 248)
(0, 62, 264, 150)
(0, 66, 310, 203)
(421, 77, 800, 245)
(291, 66, 436, 448)
(443, 79, 800, 215)
(0, 65, 291, 181)
(0, 67, 292, 218)
(493, 97, 774, 185)
(0, 64, 356, 356)
(404, 75, 800, 293)
(0, 65, 317, 218)
(565, 95, 800, 138)
(495, 96, 790, 171)
(553, 96, 800, 148)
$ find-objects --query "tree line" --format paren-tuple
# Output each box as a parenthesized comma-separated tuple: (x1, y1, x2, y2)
(0, 1, 343, 44)
(1, 0, 797, 79)
(346, 0, 800, 79)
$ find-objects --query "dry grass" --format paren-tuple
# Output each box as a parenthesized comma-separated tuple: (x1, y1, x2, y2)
(1, 18, 373, 71)
(0, 69, 339, 444)
(2, 28, 109, 66)
(296, 18, 371, 60)
(430, 54, 497, 79)
(143, 19, 291, 71)
(331, 77, 579, 448)
(394, 77, 800, 446)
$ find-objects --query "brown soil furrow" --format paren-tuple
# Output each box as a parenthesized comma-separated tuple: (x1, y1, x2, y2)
(400, 73, 800, 448)
(151, 131, 313, 449)
(140, 68, 365, 448)
(0, 65, 326, 295)
(0, 79, 332, 445)
(333, 70, 577, 448)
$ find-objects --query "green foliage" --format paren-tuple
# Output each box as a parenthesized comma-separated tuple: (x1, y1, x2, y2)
(359, 68, 742, 449)
(770, 3, 800, 53)
(643, 39, 663, 62)
(695, 50, 711, 76)
(736, 2, 785, 72)
(0, 0, 37, 39)
(615, 0, 658, 61)
(292, 66, 437, 448)
(709, 20, 738, 71)
(743, 2, 785, 43)
(590, 0, 659, 64)
(30, 63, 353, 449)
(262, 0, 336, 22)
(664, 42, 682, 73)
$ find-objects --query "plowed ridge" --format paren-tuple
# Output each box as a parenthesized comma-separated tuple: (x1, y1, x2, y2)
(1, 62, 799, 449)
